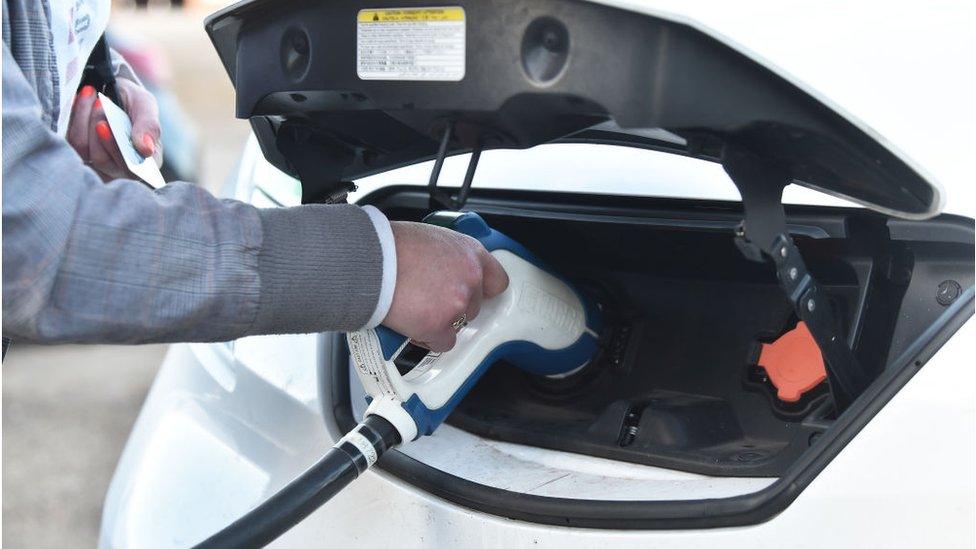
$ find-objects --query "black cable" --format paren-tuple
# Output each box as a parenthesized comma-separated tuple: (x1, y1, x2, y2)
(427, 122, 455, 210)
(455, 142, 482, 209)
(427, 122, 453, 191)
(194, 415, 401, 548)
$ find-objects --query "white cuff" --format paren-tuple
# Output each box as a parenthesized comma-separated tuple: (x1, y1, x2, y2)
(362, 205, 397, 328)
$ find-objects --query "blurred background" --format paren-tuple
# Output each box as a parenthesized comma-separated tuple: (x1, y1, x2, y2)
(3, 2, 250, 547)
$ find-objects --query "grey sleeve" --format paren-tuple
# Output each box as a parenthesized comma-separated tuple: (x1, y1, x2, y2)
(2, 44, 384, 344)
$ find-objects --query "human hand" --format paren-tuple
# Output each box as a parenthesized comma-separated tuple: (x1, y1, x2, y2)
(383, 221, 510, 352)
(67, 78, 162, 180)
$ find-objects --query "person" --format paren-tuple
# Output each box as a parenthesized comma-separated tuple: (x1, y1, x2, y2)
(2, 0, 508, 352)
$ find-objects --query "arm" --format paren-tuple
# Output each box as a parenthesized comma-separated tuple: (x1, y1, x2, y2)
(2, 43, 387, 343)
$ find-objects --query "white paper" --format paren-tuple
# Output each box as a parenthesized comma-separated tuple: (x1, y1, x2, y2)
(98, 92, 166, 189)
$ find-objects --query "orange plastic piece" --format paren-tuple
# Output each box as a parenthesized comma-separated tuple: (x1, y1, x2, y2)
(758, 321, 827, 403)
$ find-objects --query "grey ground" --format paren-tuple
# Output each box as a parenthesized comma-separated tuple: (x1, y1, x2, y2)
(2, 5, 250, 548)
(2, 344, 168, 546)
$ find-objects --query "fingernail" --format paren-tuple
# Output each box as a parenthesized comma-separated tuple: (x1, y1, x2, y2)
(142, 134, 156, 155)
(93, 98, 101, 108)
(80, 85, 95, 98)
(96, 121, 112, 142)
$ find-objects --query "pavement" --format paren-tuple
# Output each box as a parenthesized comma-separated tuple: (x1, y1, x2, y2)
(2, 5, 250, 548)
(2, 344, 168, 547)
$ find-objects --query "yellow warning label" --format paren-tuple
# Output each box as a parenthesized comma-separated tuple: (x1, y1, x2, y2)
(357, 5, 466, 81)
(358, 7, 465, 23)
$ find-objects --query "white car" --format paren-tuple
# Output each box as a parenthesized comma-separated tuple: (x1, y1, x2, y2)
(101, 1, 974, 547)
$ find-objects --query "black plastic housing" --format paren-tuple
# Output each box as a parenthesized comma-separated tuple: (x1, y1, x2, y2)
(206, 0, 939, 216)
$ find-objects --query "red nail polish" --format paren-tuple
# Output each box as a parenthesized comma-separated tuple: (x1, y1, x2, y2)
(80, 85, 95, 98)
(93, 98, 101, 109)
(143, 134, 155, 155)
(96, 121, 112, 142)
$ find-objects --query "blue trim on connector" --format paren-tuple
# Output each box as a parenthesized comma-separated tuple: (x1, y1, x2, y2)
(375, 325, 408, 360)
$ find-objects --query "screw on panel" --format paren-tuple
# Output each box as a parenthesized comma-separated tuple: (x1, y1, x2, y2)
(617, 406, 643, 447)
(789, 267, 798, 280)
(936, 280, 962, 306)
(807, 299, 816, 312)
(735, 451, 765, 462)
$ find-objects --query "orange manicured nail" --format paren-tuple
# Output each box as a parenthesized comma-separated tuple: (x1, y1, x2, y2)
(96, 121, 112, 142)
(80, 85, 95, 98)
(93, 98, 101, 108)
(142, 134, 155, 155)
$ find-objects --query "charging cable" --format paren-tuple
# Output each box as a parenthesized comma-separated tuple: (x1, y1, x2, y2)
(193, 415, 401, 548)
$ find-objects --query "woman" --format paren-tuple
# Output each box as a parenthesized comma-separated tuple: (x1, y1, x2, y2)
(2, 0, 507, 350)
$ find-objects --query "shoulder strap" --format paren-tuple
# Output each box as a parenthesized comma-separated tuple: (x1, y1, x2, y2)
(79, 35, 121, 105)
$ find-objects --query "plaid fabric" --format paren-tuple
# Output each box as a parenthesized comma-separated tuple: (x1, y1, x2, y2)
(1, 0, 384, 343)
(2, 0, 60, 131)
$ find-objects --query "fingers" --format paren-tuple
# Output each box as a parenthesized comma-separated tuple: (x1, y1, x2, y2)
(118, 78, 162, 159)
(87, 119, 125, 180)
(424, 329, 458, 354)
(425, 248, 499, 352)
(425, 255, 498, 352)
(87, 101, 129, 179)
(382, 221, 511, 354)
(66, 85, 97, 157)
(480, 249, 510, 298)
(88, 119, 111, 165)
(67, 86, 129, 179)
(90, 99, 127, 168)
(462, 250, 484, 325)
(426, 273, 477, 352)
(464, 292, 482, 329)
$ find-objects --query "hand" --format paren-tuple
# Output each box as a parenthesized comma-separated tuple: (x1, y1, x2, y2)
(67, 78, 162, 180)
(383, 221, 510, 352)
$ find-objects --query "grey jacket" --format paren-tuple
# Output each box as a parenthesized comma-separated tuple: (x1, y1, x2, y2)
(2, 0, 384, 343)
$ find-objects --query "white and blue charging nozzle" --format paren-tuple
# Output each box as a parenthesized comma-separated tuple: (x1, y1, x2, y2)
(348, 210, 603, 442)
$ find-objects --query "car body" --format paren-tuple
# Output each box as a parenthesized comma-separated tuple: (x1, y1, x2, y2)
(100, 1, 974, 547)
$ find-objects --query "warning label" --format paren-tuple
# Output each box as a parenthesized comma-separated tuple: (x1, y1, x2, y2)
(357, 7, 465, 81)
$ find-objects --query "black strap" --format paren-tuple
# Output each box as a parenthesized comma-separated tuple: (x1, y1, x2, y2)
(722, 145, 872, 413)
(79, 35, 121, 105)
